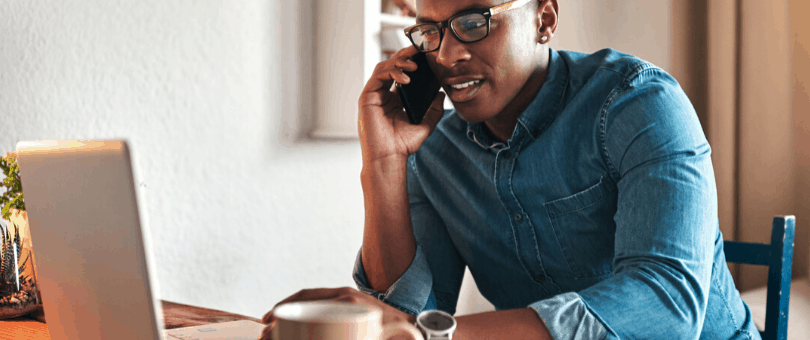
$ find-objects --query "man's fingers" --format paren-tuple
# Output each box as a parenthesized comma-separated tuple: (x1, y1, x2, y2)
(377, 66, 410, 85)
(262, 288, 348, 323)
(260, 324, 273, 340)
(392, 57, 418, 72)
(366, 50, 417, 90)
(362, 66, 410, 97)
(333, 294, 362, 304)
(260, 288, 372, 339)
(392, 45, 419, 59)
(262, 308, 278, 324)
(359, 46, 418, 111)
(261, 290, 307, 323)
(262, 310, 274, 324)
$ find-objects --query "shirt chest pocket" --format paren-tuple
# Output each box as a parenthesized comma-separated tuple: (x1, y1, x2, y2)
(543, 175, 618, 279)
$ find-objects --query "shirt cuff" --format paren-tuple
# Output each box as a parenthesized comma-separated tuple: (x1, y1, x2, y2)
(352, 244, 434, 315)
(528, 292, 615, 340)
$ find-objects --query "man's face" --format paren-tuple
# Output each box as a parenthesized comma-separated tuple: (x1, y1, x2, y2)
(415, 0, 541, 123)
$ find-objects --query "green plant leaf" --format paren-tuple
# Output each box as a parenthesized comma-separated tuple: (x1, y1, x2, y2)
(2, 226, 12, 284)
(0, 152, 24, 219)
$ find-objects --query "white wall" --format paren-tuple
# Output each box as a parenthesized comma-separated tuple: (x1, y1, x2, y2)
(0, 0, 673, 319)
(551, 0, 671, 72)
(1, 0, 364, 319)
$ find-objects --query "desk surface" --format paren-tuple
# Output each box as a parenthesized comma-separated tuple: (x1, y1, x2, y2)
(0, 300, 262, 339)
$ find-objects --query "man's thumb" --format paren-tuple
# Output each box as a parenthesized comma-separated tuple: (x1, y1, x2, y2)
(421, 92, 446, 128)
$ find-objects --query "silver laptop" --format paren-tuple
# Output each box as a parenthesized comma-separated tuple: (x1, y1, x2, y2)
(15, 140, 265, 340)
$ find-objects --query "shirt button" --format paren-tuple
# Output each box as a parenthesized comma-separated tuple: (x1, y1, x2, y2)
(535, 275, 546, 282)
(513, 214, 522, 221)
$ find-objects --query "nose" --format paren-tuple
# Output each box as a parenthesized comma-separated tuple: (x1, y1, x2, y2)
(434, 28, 472, 68)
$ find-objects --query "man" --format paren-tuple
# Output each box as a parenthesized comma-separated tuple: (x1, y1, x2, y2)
(262, 0, 759, 339)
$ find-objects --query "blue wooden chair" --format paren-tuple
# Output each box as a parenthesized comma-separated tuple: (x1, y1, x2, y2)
(723, 215, 795, 340)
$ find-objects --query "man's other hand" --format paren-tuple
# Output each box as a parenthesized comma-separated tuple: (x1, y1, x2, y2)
(260, 287, 415, 340)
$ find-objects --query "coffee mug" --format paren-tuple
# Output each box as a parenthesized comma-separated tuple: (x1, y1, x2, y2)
(271, 301, 424, 340)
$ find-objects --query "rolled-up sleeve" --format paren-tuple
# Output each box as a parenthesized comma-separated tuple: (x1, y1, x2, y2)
(529, 67, 716, 339)
(352, 153, 466, 316)
(353, 244, 435, 315)
(529, 293, 613, 340)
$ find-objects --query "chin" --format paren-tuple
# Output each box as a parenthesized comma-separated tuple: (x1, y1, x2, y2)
(452, 105, 492, 124)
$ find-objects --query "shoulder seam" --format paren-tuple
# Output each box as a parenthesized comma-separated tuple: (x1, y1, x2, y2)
(598, 62, 659, 182)
(597, 58, 656, 78)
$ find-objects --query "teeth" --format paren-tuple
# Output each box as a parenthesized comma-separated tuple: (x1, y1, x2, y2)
(450, 80, 480, 90)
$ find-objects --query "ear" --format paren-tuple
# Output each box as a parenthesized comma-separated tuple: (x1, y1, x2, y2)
(536, 0, 559, 44)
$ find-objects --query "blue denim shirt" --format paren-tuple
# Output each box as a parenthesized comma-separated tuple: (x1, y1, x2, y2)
(353, 48, 760, 340)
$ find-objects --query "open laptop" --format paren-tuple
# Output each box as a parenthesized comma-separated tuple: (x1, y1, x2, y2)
(15, 140, 266, 340)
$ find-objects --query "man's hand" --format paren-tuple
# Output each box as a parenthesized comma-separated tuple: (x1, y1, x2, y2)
(259, 287, 415, 340)
(358, 45, 446, 166)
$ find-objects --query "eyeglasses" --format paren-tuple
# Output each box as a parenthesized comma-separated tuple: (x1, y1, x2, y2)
(403, 0, 533, 53)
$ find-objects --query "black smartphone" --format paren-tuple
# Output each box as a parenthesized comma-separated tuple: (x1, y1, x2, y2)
(396, 53, 442, 124)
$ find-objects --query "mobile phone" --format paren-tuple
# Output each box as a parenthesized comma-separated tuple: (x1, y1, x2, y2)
(396, 53, 442, 124)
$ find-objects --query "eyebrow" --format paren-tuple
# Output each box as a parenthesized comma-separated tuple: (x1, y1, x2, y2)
(416, 4, 493, 24)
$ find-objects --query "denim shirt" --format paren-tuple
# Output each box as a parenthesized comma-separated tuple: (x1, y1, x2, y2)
(353, 48, 760, 340)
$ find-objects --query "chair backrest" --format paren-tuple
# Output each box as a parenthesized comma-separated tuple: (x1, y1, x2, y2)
(724, 215, 795, 340)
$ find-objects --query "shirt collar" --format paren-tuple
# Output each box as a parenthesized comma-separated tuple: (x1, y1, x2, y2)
(465, 48, 569, 149)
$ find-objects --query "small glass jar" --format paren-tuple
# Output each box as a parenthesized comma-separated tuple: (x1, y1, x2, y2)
(0, 210, 41, 319)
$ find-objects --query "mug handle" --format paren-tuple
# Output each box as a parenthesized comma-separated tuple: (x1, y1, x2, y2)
(381, 321, 424, 340)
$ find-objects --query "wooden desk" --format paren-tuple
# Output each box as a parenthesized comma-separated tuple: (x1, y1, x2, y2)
(0, 300, 263, 339)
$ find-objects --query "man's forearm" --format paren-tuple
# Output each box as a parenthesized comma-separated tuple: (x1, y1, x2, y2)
(360, 156, 417, 293)
(452, 308, 552, 340)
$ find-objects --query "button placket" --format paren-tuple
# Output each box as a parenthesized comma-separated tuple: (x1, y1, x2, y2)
(492, 138, 555, 294)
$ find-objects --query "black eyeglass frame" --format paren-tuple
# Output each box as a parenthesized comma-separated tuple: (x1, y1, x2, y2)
(403, 0, 532, 53)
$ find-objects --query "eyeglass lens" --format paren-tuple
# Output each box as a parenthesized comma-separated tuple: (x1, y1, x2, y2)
(451, 13, 487, 41)
(410, 25, 442, 52)
(409, 13, 489, 52)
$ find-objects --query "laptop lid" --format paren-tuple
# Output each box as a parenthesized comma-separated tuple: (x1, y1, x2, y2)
(16, 140, 163, 340)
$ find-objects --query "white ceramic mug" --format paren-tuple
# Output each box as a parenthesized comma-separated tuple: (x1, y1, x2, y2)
(271, 301, 424, 340)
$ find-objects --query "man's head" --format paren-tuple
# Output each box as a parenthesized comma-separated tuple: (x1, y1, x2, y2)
(413, 0, 558, 124)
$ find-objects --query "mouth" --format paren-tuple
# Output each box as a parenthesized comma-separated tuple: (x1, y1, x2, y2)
(444, 77, 485, 103)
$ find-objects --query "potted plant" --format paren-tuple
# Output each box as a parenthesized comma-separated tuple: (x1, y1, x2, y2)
(0, 152, 41, 319)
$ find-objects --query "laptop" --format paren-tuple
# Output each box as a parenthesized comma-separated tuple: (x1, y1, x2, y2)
(15, 140, 266, 340)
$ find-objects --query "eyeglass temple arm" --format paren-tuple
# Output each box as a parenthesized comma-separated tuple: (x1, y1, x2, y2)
(404, 0, 532, 37)
(490, 0, 533, 16)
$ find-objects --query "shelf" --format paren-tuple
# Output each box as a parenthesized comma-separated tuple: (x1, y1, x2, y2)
(310, 1, 424, 139)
